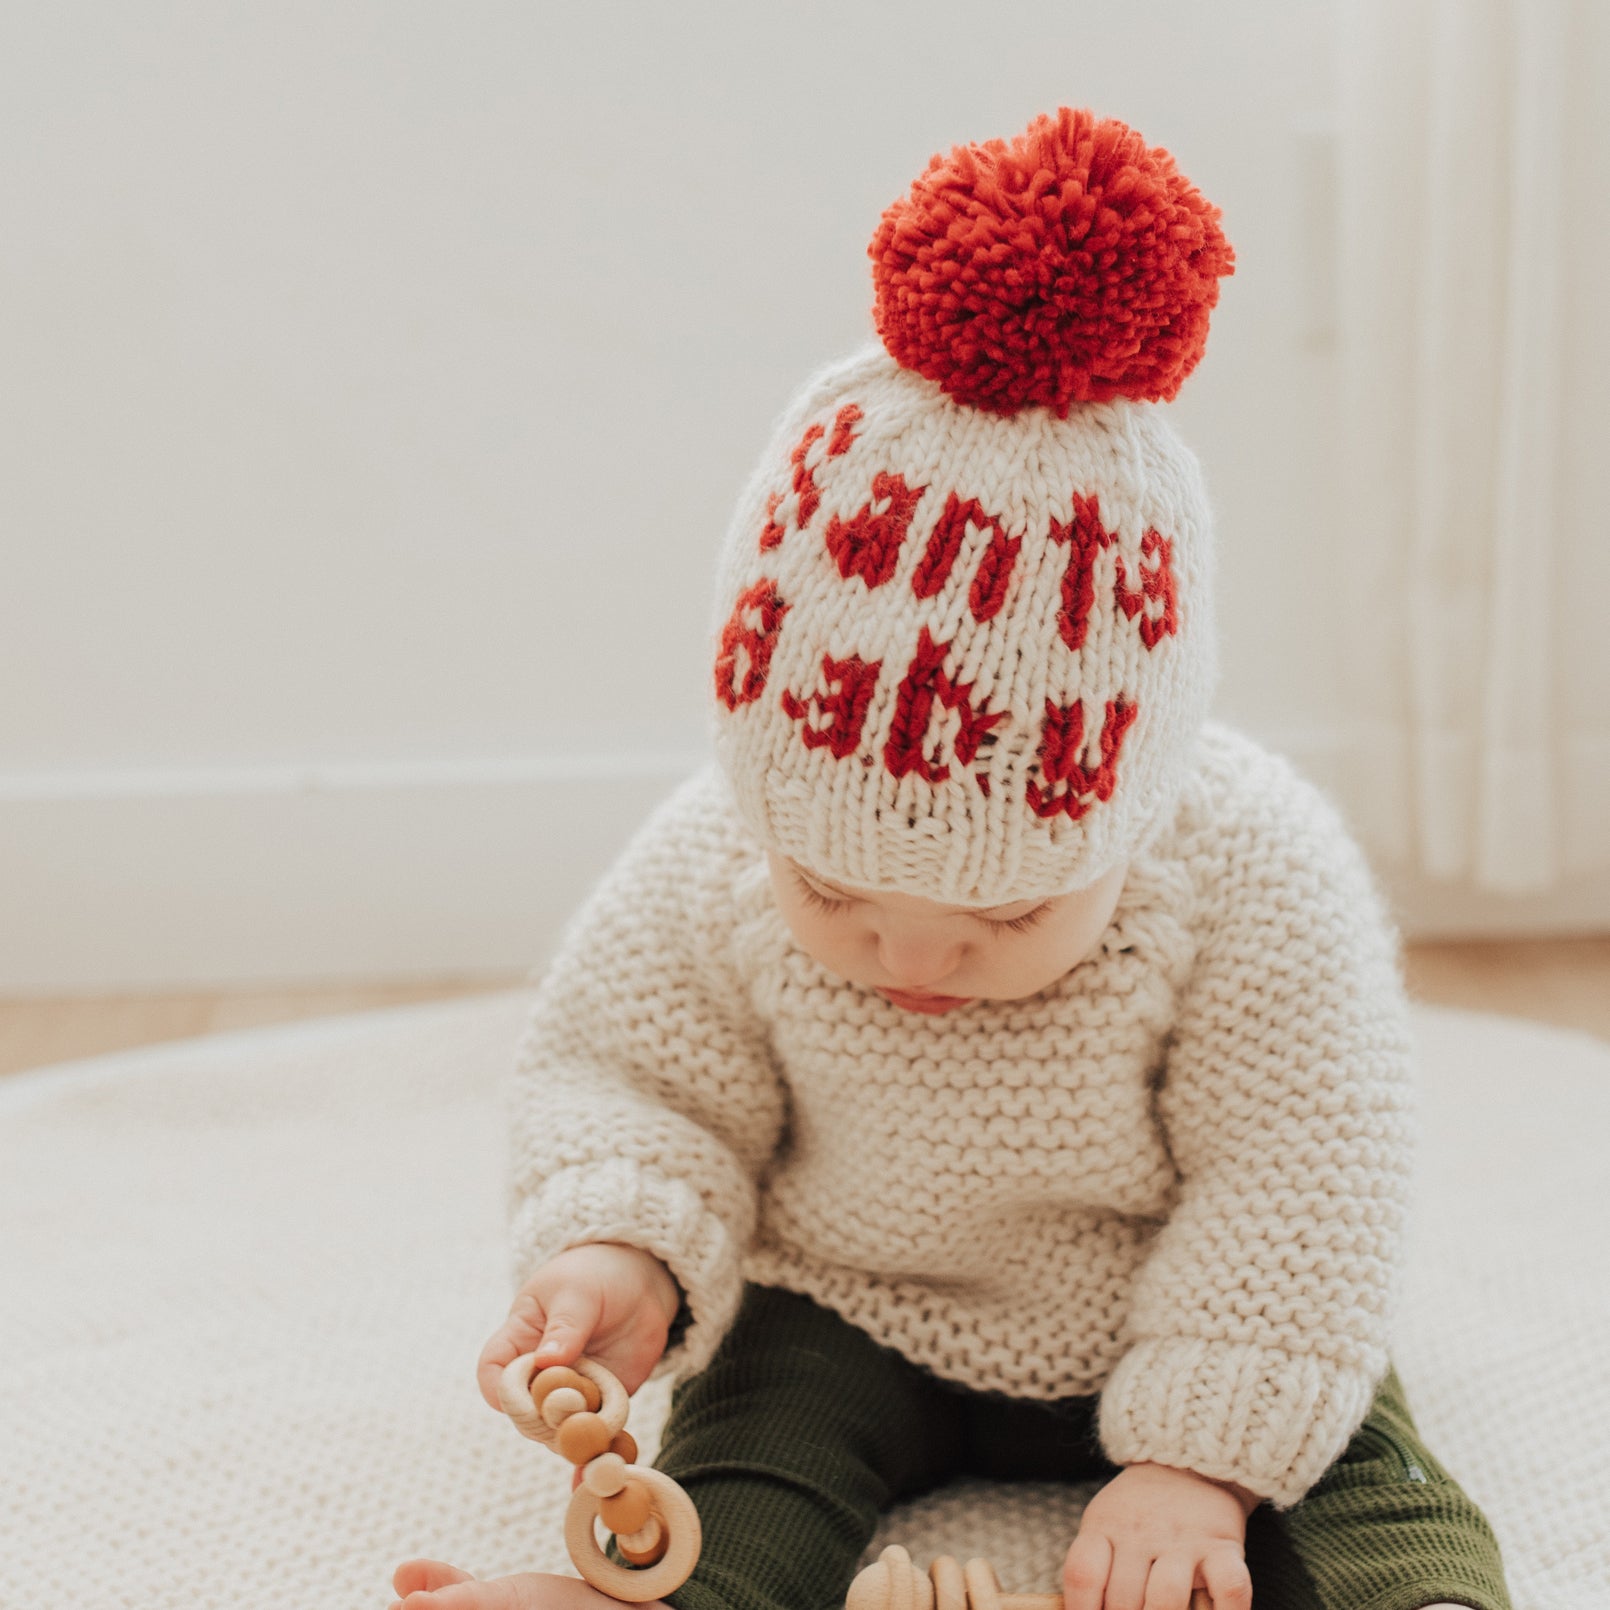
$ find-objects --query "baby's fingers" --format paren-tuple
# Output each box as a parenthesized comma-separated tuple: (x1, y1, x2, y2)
(1138, 1551, 1194, 1610)
(1061, 1531, 1112, 1610)
(527, 1285, 602, 1371)
(475, 1291, 548, 1410)
(1102, 1545, 1152, 1610)
(1195, 1544, 1251, 1610)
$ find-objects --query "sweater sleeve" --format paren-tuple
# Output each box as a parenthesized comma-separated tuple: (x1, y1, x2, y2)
(506, 767, 786, 1380)
(1097, 732, 1416, 1508)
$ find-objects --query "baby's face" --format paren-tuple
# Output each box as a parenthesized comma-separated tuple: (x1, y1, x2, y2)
(765, 851, 1127, 1014)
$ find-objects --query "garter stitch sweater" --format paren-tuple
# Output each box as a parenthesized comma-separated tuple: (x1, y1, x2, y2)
(508, 724, 1415, 1509)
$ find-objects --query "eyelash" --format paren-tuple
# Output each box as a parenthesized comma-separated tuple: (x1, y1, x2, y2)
(984, 904, 1051, 935)
(793, 874, 853, 915)
(792, 872, 1049, 936)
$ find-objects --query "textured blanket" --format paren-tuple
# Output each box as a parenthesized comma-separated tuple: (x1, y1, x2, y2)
(2, 996, 1606, 1609)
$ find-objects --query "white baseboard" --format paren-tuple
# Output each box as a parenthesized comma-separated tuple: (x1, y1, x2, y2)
(0, 753, 707, 991)
(3, 730, 1605, 992)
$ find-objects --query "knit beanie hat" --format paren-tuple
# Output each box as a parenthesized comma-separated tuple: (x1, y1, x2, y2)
(710, 108, 1234, 905)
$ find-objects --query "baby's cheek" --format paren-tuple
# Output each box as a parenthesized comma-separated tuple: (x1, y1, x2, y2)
(989, 924, 1102, 997)
(791, 914, 861, 980)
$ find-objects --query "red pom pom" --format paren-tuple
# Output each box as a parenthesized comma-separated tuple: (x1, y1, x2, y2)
(869, 108, 1234, 415)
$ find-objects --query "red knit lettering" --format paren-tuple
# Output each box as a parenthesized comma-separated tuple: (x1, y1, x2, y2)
(911, 493, 1021, 622)
(827, 402, 863, 458)
(1114, 527, 1180, 648)
(714, 580, 789, 711)
(758, 490, 785, 552)
(759, 403, 864, 552)
(1047, 491, 1118, 651)
(790, 423, 827, 528)
(824, 471, 927, 591)
(911, 493, 966, 598)
(968, 523, 1021, 623)
(1025, 697, 1137, 820)
(883, 627, 1007, 784)
(780, 652, 882, 759)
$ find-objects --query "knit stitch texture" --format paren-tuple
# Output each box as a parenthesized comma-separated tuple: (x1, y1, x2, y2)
(508, 724, 1415, 1509)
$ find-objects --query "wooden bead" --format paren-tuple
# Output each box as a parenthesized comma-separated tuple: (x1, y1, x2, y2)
(608, 1430, 638, 1463)
(541, 1386, 587, 1428)
(599, 1479, 653, 1535)
(556, 1410, 614, 1464)
(582, 1452, 628, 1498)
(531, 1365, 602, 1413)
(615, 1515, 667, 1567)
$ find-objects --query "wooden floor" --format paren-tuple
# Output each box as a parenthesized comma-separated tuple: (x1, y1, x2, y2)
(1, 939, 1607, 1079)
(0, 976, 526, 1079)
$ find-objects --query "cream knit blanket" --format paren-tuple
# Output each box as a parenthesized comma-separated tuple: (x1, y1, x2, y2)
(1, 995, 1606, 1608)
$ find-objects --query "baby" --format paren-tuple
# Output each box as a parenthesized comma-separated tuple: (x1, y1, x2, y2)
(392, 109, 1508, 1610)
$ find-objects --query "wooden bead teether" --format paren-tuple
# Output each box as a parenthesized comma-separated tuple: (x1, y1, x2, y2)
(500, 1351, 701, 1602)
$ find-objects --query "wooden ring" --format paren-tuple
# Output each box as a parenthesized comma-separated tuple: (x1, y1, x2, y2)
(564, 1466, 701, 1602)
(498, 1352, 558, 1444)
(569, 1356, 629, 1433)
(499, 1353, 631, 1445)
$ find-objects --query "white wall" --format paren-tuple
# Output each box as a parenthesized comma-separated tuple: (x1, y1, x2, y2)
(4, 2, 1588, 990)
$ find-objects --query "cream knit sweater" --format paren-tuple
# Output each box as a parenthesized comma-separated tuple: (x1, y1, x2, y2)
(508, 724, 1415, 1508)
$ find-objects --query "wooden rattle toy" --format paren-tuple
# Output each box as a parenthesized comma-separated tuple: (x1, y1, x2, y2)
(847, 1544, 1212, 1610)
(499, 1353, 702, 1602)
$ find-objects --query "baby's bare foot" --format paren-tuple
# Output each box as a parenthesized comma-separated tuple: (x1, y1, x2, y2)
(391, 1558, 472, 1604)
(389, 1559, 669, 1610)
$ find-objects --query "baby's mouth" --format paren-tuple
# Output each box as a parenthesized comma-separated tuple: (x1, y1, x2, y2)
(876, 987, 974, 1015)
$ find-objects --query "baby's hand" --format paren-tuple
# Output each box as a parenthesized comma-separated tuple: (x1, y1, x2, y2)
(475, 1242, 681, 1412)
(1063, 1462, 1254, 1610)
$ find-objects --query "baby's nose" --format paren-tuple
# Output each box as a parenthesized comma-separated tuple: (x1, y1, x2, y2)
(876, 926, 963, 989)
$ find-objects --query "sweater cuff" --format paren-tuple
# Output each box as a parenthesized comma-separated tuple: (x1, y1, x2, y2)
(1098, 1337, 1381, 1509)
(510, 1158, 745, 1381)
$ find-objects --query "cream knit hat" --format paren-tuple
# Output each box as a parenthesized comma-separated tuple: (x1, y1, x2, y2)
(710, 108, 1234, 904)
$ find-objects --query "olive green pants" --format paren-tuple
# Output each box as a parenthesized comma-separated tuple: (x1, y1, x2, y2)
(652, 1287, 1509, 1610)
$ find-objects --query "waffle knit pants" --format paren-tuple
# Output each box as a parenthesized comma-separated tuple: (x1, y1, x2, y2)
(652, 1286, 1509, 1610)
